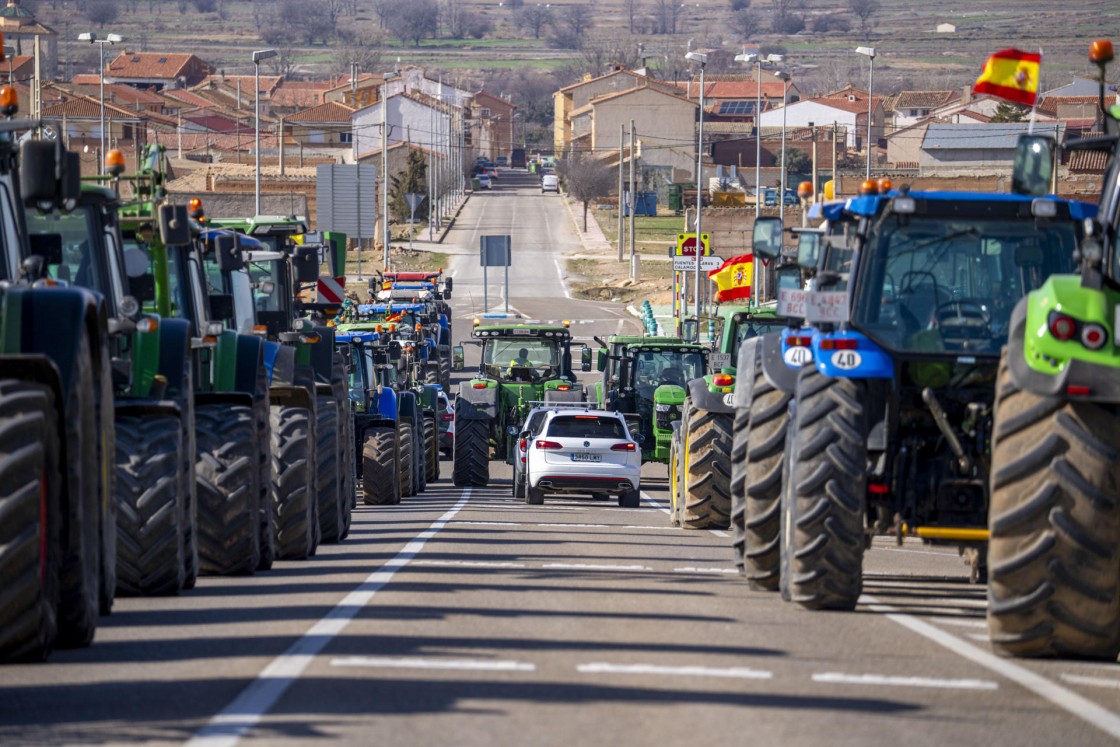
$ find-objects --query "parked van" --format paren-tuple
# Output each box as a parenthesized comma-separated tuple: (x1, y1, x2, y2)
(541, 174, 559, 193)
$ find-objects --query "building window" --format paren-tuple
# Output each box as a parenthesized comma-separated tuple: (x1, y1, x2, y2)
(340, 132, 353, 144)
(479, 107, 491, 117)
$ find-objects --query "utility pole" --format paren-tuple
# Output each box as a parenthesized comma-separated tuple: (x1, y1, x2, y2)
(628, 120, 637, 281)
(617, 123, 624, 262)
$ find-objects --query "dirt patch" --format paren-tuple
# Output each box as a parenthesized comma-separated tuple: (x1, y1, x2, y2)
(567, 255, 675, 306)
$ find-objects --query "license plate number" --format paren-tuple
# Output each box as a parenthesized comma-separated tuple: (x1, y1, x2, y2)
(571, 453, 602, 462)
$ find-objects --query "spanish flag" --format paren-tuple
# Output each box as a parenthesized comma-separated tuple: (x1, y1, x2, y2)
(709, 254, 753, 303)
(973, 49, 1041, 107)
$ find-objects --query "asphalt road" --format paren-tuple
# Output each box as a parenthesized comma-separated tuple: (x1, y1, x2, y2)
(3, 171, 1119, 746)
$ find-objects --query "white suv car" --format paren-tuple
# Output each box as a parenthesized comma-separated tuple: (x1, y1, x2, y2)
(523, 408, 641, 507)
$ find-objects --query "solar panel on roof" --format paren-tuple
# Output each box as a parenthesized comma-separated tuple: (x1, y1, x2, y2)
(718, 101, 756, 116)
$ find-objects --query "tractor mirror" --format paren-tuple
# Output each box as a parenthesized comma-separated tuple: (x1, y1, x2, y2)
(28, 232, 62, 266)
(214, 233, 244, 272)
(158, 204, 192, 247)
(776, 265, 802, 296)
(20, 140, 59, 207)
(209, 293, 235, 321)
(127, 273, 156, 303)
(682, 318, 698, 342)
(1011, 134, 1055, 197)
(581, 346, 593, 372)
(443, 277, 453, 298)
(452, 344, 465, 371)
(796, 231, 821, 269)
(752, 216, 784, 259)
(292, 245, 320, 284)
(596, 348, 607, 371)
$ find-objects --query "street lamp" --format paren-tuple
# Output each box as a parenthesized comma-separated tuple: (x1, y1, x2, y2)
(251, 48, 277, 216)
(734, 52, 783, 218)
(685, 50, 707, 339)
(78, 32, 124, 169)
(775, 70, 791, 227)
(856, 46, 876, 180)
(381, 70, 401, 270)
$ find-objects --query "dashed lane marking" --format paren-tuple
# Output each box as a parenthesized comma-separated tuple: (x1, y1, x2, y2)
(812, 672, 998, 690)
(577, 663, 772, 680)
(1060, 674, 1120, 691)
(185, 490, 473, 747)
(928, 618, 987, 629)
(673, 566, 739, 574)
(863, 594, 1120, 741)
(331, 657, 536, 672)
(541, 563, 653, 572)
(412, 560, 528, 569)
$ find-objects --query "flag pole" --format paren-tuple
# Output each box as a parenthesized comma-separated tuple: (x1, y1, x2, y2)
(1028, 47, 1043, 135)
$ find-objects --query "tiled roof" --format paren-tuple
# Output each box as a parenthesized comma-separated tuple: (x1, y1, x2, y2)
(286, 101, 355, 124)
(270, 84, 327, 109)
(1068, 144, 1110, 172)
(893, 90, 960, 110)
(184, 115, 240, 133)
(558, 68, 648, 94)
(106, 52, 208, 81)
(589, 83, 695, 108)
(160, 88, 217, 109)
(1037, 95, 1100, 116)
(674, 80, 790, 99)
(41, 94, 141, 120)
(813, 90, 884, 114)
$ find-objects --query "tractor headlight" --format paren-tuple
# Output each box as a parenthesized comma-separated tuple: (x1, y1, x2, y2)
(655, 403, 672, 412)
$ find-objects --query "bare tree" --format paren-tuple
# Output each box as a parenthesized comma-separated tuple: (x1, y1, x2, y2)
(371, 0, 392, 29)
(447, 0, 492, 39)
(625, 0, 640, 33)
(265, 47, 298, 78)
(515, 4, 553, 39)
(549, 5, 593, 49)
(85, 0, 119, 28)
(769, 0, 792, 32)
(328, 34, 386, 80)
(848, 0, 880, 37)
(388, 0, 440, 46)
(732, 9, 763, 40)
(651, 0, 686, 34)
(559, 155, 615, 232)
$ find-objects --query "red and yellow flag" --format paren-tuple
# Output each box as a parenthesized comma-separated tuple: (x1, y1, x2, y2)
(708, 254, 753, 303)
(973, 49, 1041, 107)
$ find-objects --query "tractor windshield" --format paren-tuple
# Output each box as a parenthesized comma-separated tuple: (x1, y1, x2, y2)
(730, 317, 786, 359)
(852, 214, 1079, 355)
(27, 206, 116, 298)
(632, 350, 706, 393)
(484, 337, 560, 381)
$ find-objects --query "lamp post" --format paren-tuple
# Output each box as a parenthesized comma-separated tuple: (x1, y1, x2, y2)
(734, 52, 784, 218)
(774, 70, 791, 229)
(78, 32, 123, 167)
(381, 70, 400, 270)
(251, 48, 277, 216)
(685, 50, 706, 340)
(856, 46, 876, 180)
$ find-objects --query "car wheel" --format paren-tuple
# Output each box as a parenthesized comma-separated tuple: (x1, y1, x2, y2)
(526, 485, 545, 505)
(618, 489, 641, 508)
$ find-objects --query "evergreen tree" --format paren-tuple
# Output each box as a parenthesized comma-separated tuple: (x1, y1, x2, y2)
(389, 149, 429, 222)
(990, 101, 1029, 123)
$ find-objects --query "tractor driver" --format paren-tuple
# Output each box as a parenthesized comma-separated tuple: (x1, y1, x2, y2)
(508, 347, 536, 381)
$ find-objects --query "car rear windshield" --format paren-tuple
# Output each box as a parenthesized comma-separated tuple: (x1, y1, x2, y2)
(547, 415, 627, 439)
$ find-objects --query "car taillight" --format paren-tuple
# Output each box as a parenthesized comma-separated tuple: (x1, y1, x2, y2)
(611, 442, 637, 451)
(1048, 312, 1077, 341)
(440, 413, 454, 422)
(535, 440, 562, 449)
(519, 438, 527, 450)
(1082, 323, 1107, 350)
(820, 338, 858, 350)
(712, 373, 733, 387)
(787, 335, 812, 347)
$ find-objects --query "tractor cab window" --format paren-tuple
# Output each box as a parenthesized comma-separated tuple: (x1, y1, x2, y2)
(27, 206, 112, 297)
(249, 259, 284, 313)
(484, 338, 560, 381)
(852, 214, 1078, 354)
(730, 317, 785, 359)
(632, 350, 705, 391)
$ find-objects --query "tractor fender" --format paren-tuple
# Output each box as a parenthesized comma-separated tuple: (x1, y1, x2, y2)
(262, 340, 285, 385)
(732, 335, 763, 411)
(310, 324, 335, 383)
(115, 398, 182, 420)
(234, 332, 265, 395)
(269, 383, 313, 411)
(456, 381, 498, 420)
(195, 391, 255, 410)
(398, 390, 419, 422)
(811, 329, 893, 380)
(156, 317, 193, 399)
(544, 387, 583, 403)
(687, 377, 733, 414)
(761, 331, 804, 395)
(1006, 297, 1120, 402)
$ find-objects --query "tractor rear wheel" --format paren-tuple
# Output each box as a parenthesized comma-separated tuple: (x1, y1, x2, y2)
(681, 399, 733, 529)
(270, 405, 315, 560)
(452, 417, 490, 487)
(742, 361, 792, 591)
(195, 404, 260, 576)
(424, 414, 439, 484)
(315, 396, 343, 543)
(361, 426, 400, 506)
(398, 420, 415, 498)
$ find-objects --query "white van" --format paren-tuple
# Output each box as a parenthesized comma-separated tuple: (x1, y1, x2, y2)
(541, 174, 559, 193)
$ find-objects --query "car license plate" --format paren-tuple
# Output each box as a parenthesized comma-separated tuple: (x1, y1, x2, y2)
(571, 453, 602, 462)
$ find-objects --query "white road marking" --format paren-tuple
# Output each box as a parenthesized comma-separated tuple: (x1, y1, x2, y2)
(874, 547, 962, 558)
(812, 672, 998, 690)
(331, 657, 536, 672)
(1060, 674, 1120, 691)
(929, 618, 987, 629)
(412, 560, 527, 569)
(541, 563, 653, 571)
(673, 566, 739, 574)
(536, 523, 612, 528)
(863, 594, 1120, 741)
(578, 663, 772, 680)
(185, 491, 473, 747)
(450, 521, 519, 526)
(967, 633, 992, 642)
(554, 258, 572, 299)
(709, 530, 730, 538)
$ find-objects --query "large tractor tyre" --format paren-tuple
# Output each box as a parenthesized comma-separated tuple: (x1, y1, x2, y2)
(254, 396, 275, 571)
(315, 396, 344, 544)
(784, 368, 867, 611)
(681, 400, 733, 530)
(424, 414, 439, 484)
(424, 365, 441, 387)
(439, 356, 452, 393)
(0, 381, 63, 662)
(176, 361, 198, 592)
(56, 334, 100, 649)
(742, 365, 793, 592)
(270, 405, 315, 561)
(334, 382, 355, 540)
(730, 406, 750, 574)
(987, 356, 1120, 659)
(414, 418, 427, 494)
(452, 418, 490, 487)
(362, 426, 401, 506)
(398, 421, 415, 499)
(195, 404, 260, 576)
(95, 353, 116, 616)
(114, 414, 186, 597)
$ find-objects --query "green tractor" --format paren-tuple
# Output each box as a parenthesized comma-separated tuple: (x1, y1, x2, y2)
(668, 304, 785, 529)
(451, 321, 592, 486)
(213, 213, 350, 559)
(986, 39, 1120, 660)
(590, 335, 708, 463)
(0, 127, 116, 658)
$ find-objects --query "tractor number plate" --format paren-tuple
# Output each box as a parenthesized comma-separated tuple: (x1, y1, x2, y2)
(723, 393, 735, 407)
(831, 351, 862, 370)
(571, 453, 602, 462)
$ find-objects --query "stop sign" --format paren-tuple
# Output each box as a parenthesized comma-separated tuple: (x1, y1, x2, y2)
(680, 236, 698, 256)
(677, 232, 709, 257)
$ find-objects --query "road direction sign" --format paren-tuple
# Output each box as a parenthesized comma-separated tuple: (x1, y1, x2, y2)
(673, 255, 723, 272)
